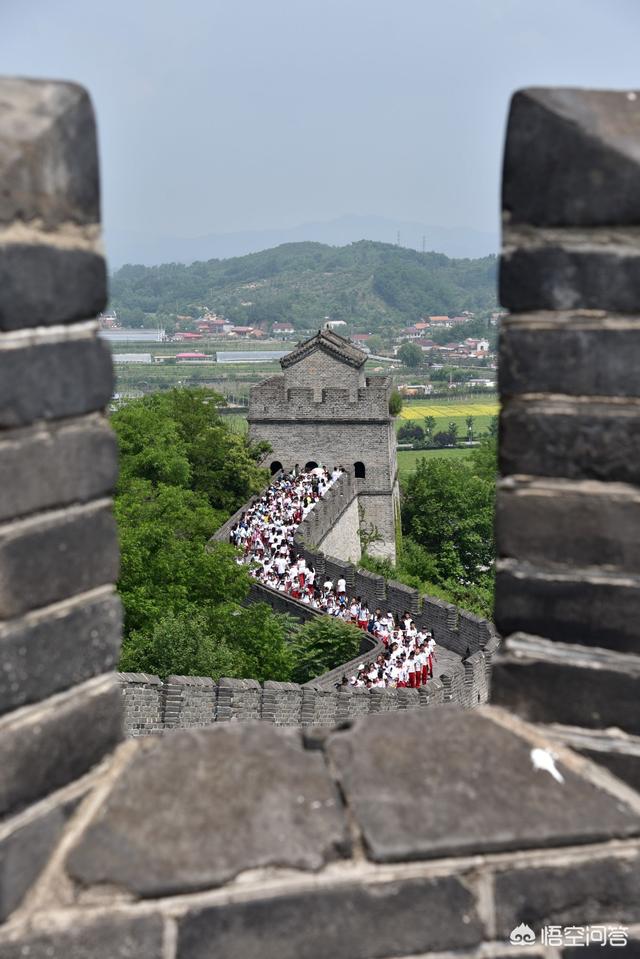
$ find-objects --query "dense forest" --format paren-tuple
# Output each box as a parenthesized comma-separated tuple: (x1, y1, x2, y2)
(109, 240, 498, 334)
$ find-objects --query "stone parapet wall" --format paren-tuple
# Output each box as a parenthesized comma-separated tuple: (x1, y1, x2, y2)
(118, 672, 457, 735)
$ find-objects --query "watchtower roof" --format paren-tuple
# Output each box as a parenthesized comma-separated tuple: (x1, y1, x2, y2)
(280, 328, 367, 370)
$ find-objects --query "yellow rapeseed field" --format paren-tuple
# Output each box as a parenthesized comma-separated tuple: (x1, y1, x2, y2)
(398, 402, 499, 420)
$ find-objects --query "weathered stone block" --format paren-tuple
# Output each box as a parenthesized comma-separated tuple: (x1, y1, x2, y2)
(0, 77, 100, 227)
(0, 336, 114, 429)
(499, 321, 640, 398)
(0, 675, 121, 817)
(494, 853, 640, 934)
(0, 245, 106, 331)
(176, 874, 483, 959)
(495, 563, 640, 655)
(500, 396, 640, 483)
(502, 88, 640, 226)
(0, 416, 118, 522)
(578, 749, 640, 793)
(500, 247, 640, 313)
(0, 793, 82, 921)
(491, 641, 640, 735)
(497, 479, 640, 573)
(0, 502, 119, 619)
(0, 913, 165, 959)
(326, 708, 640, 862)
(65, 724, 349, 896)
(0, 590, 122, 715)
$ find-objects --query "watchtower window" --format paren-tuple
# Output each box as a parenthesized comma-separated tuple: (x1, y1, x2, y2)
(354, 461, 366, 479)
(270, 461, 283, 475)
(305, 460, 318, 471)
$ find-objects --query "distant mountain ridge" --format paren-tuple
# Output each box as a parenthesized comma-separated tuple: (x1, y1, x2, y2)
(105, 214, 498, 269)
(109, 239, 498, 335)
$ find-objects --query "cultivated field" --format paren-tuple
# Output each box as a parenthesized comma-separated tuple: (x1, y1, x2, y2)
(397, 447, 472, 480)
(398, 399, 499, 420)
(397, 396, 499, 437)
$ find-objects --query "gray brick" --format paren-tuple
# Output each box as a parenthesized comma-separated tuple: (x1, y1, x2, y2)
(0, 913, 165, 959)
(500, 396, 640, 483)
(0, 416, 118, 522)
(501, 246, 640, 314)
(0, 675, 122, 818)
(495, 563, 640, 655)
(0, 502, 119, 618)
(0, 77, 100, 228)
(500, 321, 640, 398)
(0, 793, 83, 921)
(326, 708, 640, 863)
(0, 590, 122, 715)
(494, 853, 640, 935)
(0, 336, 114, 429)
(65, 724, 349, 896)
(497, 480, 640, 573)
(0, 245, 106, 331)
(502, 88, 640, 227)
(491, 641, 640, 735)
(177, 874, 483, 959)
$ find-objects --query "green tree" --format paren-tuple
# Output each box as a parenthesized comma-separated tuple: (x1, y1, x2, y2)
(290, 617, 362, 684)
(423, 415, 436, 440)
(448, 421, 459, 443)
(466, 415, 474, 442)
(401, 441, 495, 583)
(397, 422, 425, 444)
(397, 342, 424, 369)
(388, 389, 403, 416)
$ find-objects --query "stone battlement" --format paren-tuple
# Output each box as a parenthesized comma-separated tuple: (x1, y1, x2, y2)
(250, 376, 392, 422)
(118, 672, 454, 736)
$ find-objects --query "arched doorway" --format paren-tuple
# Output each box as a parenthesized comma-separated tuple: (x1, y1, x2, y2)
(305, 460, 318, 471)
(270, 461, 283, 475)
(354, 461, 366, 478)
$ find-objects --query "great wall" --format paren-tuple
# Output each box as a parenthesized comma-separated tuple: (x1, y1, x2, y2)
(119, 465, 498, 736)
(1, 80, 640, 958)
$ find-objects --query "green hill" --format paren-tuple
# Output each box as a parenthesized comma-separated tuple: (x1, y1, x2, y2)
(109, 240, 498, 335)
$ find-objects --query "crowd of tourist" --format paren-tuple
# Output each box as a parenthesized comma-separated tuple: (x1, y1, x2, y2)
(228, 465, 437, 689)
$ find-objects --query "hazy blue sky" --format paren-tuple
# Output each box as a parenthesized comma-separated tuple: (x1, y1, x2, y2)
(3, 0, 640, 247)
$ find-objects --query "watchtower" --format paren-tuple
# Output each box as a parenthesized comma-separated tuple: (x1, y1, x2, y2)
(248, 329, 400, 561)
